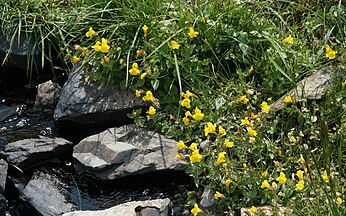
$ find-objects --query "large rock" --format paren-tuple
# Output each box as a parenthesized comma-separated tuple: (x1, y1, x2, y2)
(0, 160, 7, 194)
(54, 63, 145, 141)
(0, 136, 73, 168)
(73, 125, 186, 180)
(35, 80, 61, 109)
(20, 170, 77, 216)
(62, 198, 171, 216)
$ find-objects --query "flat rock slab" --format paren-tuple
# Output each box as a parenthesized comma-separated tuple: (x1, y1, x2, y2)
(73, 125, 186, 180)
(0, 160, 7, 194)
(0, 136, 73, 168)
(62, 198, 171, 216)
(20, 170, 77, 216)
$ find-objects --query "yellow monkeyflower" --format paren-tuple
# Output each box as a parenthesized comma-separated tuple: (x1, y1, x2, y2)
(248, 66, 254, 75)
(85, 27, 97, 38)
(91, 41, 102, 52)
(183, 117, 190, 125)
(299, 131, 304, 137)
(225, 179, 232, 189)
(225, 139, 234, 148)
(177, 140, 188, 149)
(181, 90, 195, 98)
(262, 170, 268, 177)
(276, 172, 287, 185)
(180, 98, 191, 108)
(100, 38, 110, 53)
(136, 49, 144, 57)
(323, 170, 329, 182)
(119, 58, 124, 65)
(337, 197, 343, 205)
(290, 136, 297, 143)
(142, 90, 155, 102)
(214, 191, 225, 200)
(84, 76, 90, 84)
(189, 143, 198, 151)
(175, 154, 184, 160)
(216, 152, 227, 166)
(251, 112, 258, 119)
(296, 170, 304, 180)
(192, 107, 204, 120)
(241, 117, 253, 127)
(140, 72, 147, 80)
(147, 106, 156, 115)
(261, 180, 271, 189)
(296, 180, 304, 191)
(171, 40, 180, 49)
(218, 126, 226, 135)
(142, 25, 148, 38)
(190, 150, 202, 163)
(284, 95, 293, 103)
(185, 111, 192, 118)
(325, 45, 337, 60)
(135, 89, 143, 97)
(250, 206, 257, 214)
(191, 203, 203, 216)
(129, 63, 141, 75)
(188, 28, 199, 39)
(282, 35, 294, 44)
(72, 56, 82, 64)
(247, 127, 257, 137)
(204, 122, 217, 136)
(238, 95, 249, 104)
(249, 137, 256, 143)
(261, 101, 270, 113)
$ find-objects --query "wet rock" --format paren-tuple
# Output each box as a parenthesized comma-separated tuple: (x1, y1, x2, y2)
(0, 104, 25, 123)
(0, 194, 5, 216)
(73, 125, 186, 180)
(54, 63, 145, 141)
(271, 66, 345, 111)
(20, 170, 77, 216)
(0, 160, 7, 194)
(35, 80, 61, 109)
(62, 198, 171, 216)
(200, 186, 218, 213)
(0, 136, 73, 168)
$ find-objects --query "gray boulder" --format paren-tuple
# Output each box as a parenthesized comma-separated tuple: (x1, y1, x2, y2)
(35, 80, 61, 109)
(0, 136, 73, 168)
(62, 198, 171, 216)
(53, 63, 145, 141)
(73, 125, 186, 180)
(0, 160, 7, 194)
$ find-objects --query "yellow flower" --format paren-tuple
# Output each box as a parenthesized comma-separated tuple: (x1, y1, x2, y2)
(276, 172, 287, 185)
(271, 182, 277, 189)
(218, 126, 226, 135)
(91, 41, 102, 52)
(140, 72, 147, 80)
(225, 139, 234, 148)
(261, 101, 270, 113)
(188, 28, 199, 39)
(247, 127, 257, 137)
(142, 90, 155, 102)
(267, 97, 272, 102)
(343, 80, 346, 86)
(85, 27, 97, 38)
(72, 56, 82, 64)
(147, 106, 156, 115)
(282, 35, 294, 44)
(298, 156, 306, 167)
(129, 63, 141, 75)
(183, 117, 190, 125)
(238, 95, 249, 104)
(296, 180, 304, 191)
(119, 58, 124, 65)
(250, 112, 258, 119)
(262, 170, 268, 177)
(101, 55, 110, 64)
(191, 203, 203, 216)
(180, 98, 191, 108)
(290, 136, 296, 143)
(241, 117, 253, 127)
(190, 150, 202, 163)
(177, 140, 188, 149)
(192, 107, 204, 120)
(100, 38, 110, 53)
(325, 45, 337, 60)
(185, 111, 192, 118)
(299, 131, 304, 137)
(189, 143, 198, 151)
(225, 179, 232, 189)
(175, 154, 184, 160)
(171, 40, 180, 49)
(214, 191, 225, 199)
(284, 95, 293, 103)
(322, 170, 329, 182)
(250, 206, 257, 214)
(249, 137, 256, 143)
(216, 152, 227, 166)
(296, 170, 304, 180)
(135, 89, 143, 97)
(84, 76, 90, 84)
(204, 122, 216, 136)
(337, 197, 343, 205)
(181, 90, 195, 98)
(261, 180, 271, 189)
(169, 114, 176, 120)
(142, 25, 148, 38)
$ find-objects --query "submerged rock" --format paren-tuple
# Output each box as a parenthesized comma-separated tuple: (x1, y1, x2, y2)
(35, 80, 61, 109)
(73, 125, 186, 180)
(54, 63, 145, 141)
(62, 198, 171, 216)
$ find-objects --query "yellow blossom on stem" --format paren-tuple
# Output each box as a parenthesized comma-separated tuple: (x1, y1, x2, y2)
(296, 170, 304, 180)
(282, 35, 294, 44)
(191, 203, 203, 216)
(189, 143, 198, 151)
(175, 154, 184, 160)
(225, 179, 232, 189)
(296, 180, 304, 191)
(119, 58, 124, 65)
(72, 56, 82, 64)
(180, 98, 191, 108)
(93, 38, 110, 53)
(248, 66, 254, 75)
(188, 28, 199, 39)
(225, 139, 234, 148)
(177, 140, 188, 149)
(267, 97, 272, 102)
(299, 131, 304, 137)
(147, 106, 156, 115)
(276, 172, 287, 185)
(325, 45, 337, 60)
(181, 90, 195, 99)
(216, 152, 227, 166)
(185, 111, 192, 118)
(214, 191, 225, 200)
(91, 41, 102, 52)
(241, 117, 253, 127)
(183, 117, 190, 125)
(84, 76, 89, 84)
(190, 150, 202, 163)
(192, 107, 204, 120)
(142, 25, 148, 38)
(290, 136, 296, 143)
(250, 112, 258, 119)
(250, 206, 257, 214)
(261, 101, 270, 113)
(323, 170, 329, 182)
(284, 95, 293, 103)
(204, 122, 216, 136)
(247, 127, 257, 137)
(129, 63, 141, 75)
(243, 163, 247, 169)
(218, 126, 226, 135)
(337, 197, 343, 205)
(249, 137, 256, 143)
(171, 40, 180, 49)
(140, 72, 147, 80)
(142, 90, 155, 102)
(136, 49, 144, 57)
(238, 95, 249, 104)
(262, 170, 268, 177)
(85, 27, 97, 38)
(135, 89, 143, 97)
(261, 180, 271, 189)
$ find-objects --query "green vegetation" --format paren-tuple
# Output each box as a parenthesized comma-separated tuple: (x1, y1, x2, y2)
(1, 0, 345, 215)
